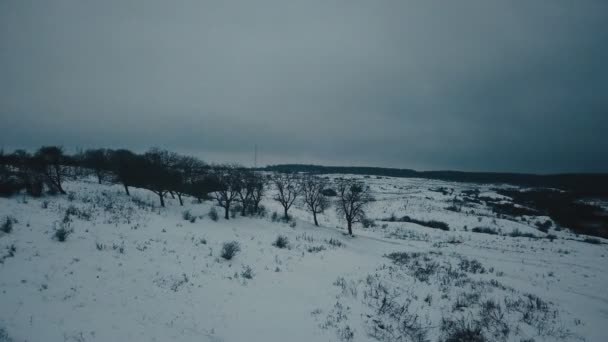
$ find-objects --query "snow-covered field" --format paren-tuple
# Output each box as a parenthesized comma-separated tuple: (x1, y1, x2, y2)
(1, 175, 607, 342)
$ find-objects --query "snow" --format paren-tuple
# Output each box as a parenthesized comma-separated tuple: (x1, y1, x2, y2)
(1, 175, 607, 341)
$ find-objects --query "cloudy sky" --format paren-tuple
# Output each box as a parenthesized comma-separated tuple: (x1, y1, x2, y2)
(1, 0, 607, 173)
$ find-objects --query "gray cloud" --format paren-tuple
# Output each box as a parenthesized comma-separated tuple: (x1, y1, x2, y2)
(1, 0, 607, 173)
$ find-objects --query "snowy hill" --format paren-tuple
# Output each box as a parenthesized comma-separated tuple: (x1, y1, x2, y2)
(1, 175, 607, 342)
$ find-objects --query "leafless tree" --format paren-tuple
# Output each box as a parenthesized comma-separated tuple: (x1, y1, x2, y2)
(173, 155, 208, 206)
(301, 175, 330, 226)
(33, 146, 71, 194)
(249, 172, 266, 215)
(336, 178, 373, 236)
(79, 148, 110, 184)
(273, 173, 300, 220)
(235, 169, 254, 216)
(211, 164, 241, 219)
(142, 148, 181, 207)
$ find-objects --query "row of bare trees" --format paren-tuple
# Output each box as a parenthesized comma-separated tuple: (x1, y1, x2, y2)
(271, 173, 373, 235)
(1, 146, 374, 235)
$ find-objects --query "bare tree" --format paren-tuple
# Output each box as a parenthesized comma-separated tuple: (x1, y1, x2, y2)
(235, 169, 254, 216)
(301, 175, 330, 226)
(80, 148, 110, 184)
(141, 148, 181, 207)
(172, 155, 208, 206)
(249, 172, 266, 215)
(211, 165, 241, 219)
(336, 178, 373, 236)
(273, 173, 300, 220)
(107, 149, 141, 196)
(33, 146, 70, 194)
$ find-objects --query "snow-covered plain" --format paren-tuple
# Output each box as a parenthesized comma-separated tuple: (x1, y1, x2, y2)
(1, 175, 607, 342)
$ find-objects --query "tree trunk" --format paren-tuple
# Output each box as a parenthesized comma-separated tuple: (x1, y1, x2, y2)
(347, 221, 353, 236)
(241, 203, 247, 216)
(169, 191, 175, 199)
(224, 205, 230, 220)
(313, 212, 319, 226)
(124, 184, 130, 196)
(283, 207, 289, 220)
(159, 192, 165, 207)
(177, 193, 183, 206)
(97, 172, 102, 184)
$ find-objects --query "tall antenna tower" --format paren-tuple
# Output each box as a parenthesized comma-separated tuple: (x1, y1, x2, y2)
(254, 144, 258, 169)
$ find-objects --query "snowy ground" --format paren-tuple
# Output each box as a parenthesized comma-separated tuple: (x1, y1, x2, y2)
(1, 175, 607, 341)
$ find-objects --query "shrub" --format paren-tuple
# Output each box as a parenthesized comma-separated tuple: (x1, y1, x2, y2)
(0, 325, 14, 342)
(441, 317, 486, 342)
(271, 211, 279, 222)
(508, 229, 537, 239)
(272, 235, 290, 249)
(208, 207, 219, 221)
(1, 217, 14, 234)
(459, 258, 486, 274)
(307, 245, 326, 253)
(182, 210, 193, 221)
(321, 188, 337, 197)
(54, 225, 72, 242)
(386, 215, 450, 231)
(230, 204, 241, 218)
(471, 227, 499, 235)
(583, 237, 601, 244)
(221, 241, 241, 260)
(535, 220, 552, 233)
(362, 217, 376, 228)
(327, 238, 344, 247)
(241, 265, 254, 279)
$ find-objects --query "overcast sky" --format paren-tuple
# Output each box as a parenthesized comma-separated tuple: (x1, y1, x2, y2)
(1, 0, 607, 173)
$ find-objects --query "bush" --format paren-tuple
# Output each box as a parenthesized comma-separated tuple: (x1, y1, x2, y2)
(583, 237, 601, 244)
(0, 325, 14, 342)
(208, 207, 219, 221)
(221, 241, 241, 260)
(508, 229, 537, 239)
(327, 238, 344, 247)
(362, 217, 376, 228)
(396, 216, 450, 231)
(441, 317, 486, 342)
(272, 235, 290, 249)
(241, 265, 254, 279)
(471, 227, 499, 235)
(1, 217, 14, 234)
(307, 245, 326, 253)
(54, 225, 72, 242)
(546, 234, 557, 241)
(182, 210, 193, 221)
(535, 220, 552, 233)
(271, 211, 279, 222)
(321, 188, 337, 197)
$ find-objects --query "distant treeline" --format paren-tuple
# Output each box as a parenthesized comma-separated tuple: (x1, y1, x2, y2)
(0, 147, 262, 218)
(263, 164, 608, 196)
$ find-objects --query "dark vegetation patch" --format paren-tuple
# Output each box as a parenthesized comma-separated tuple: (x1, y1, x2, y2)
(221, 241, 241, 260)
(471, 227, 499, 235)
(498, 189, 608, 238)
(382, 215, 449, 231)
(272, 235, 290, 249)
